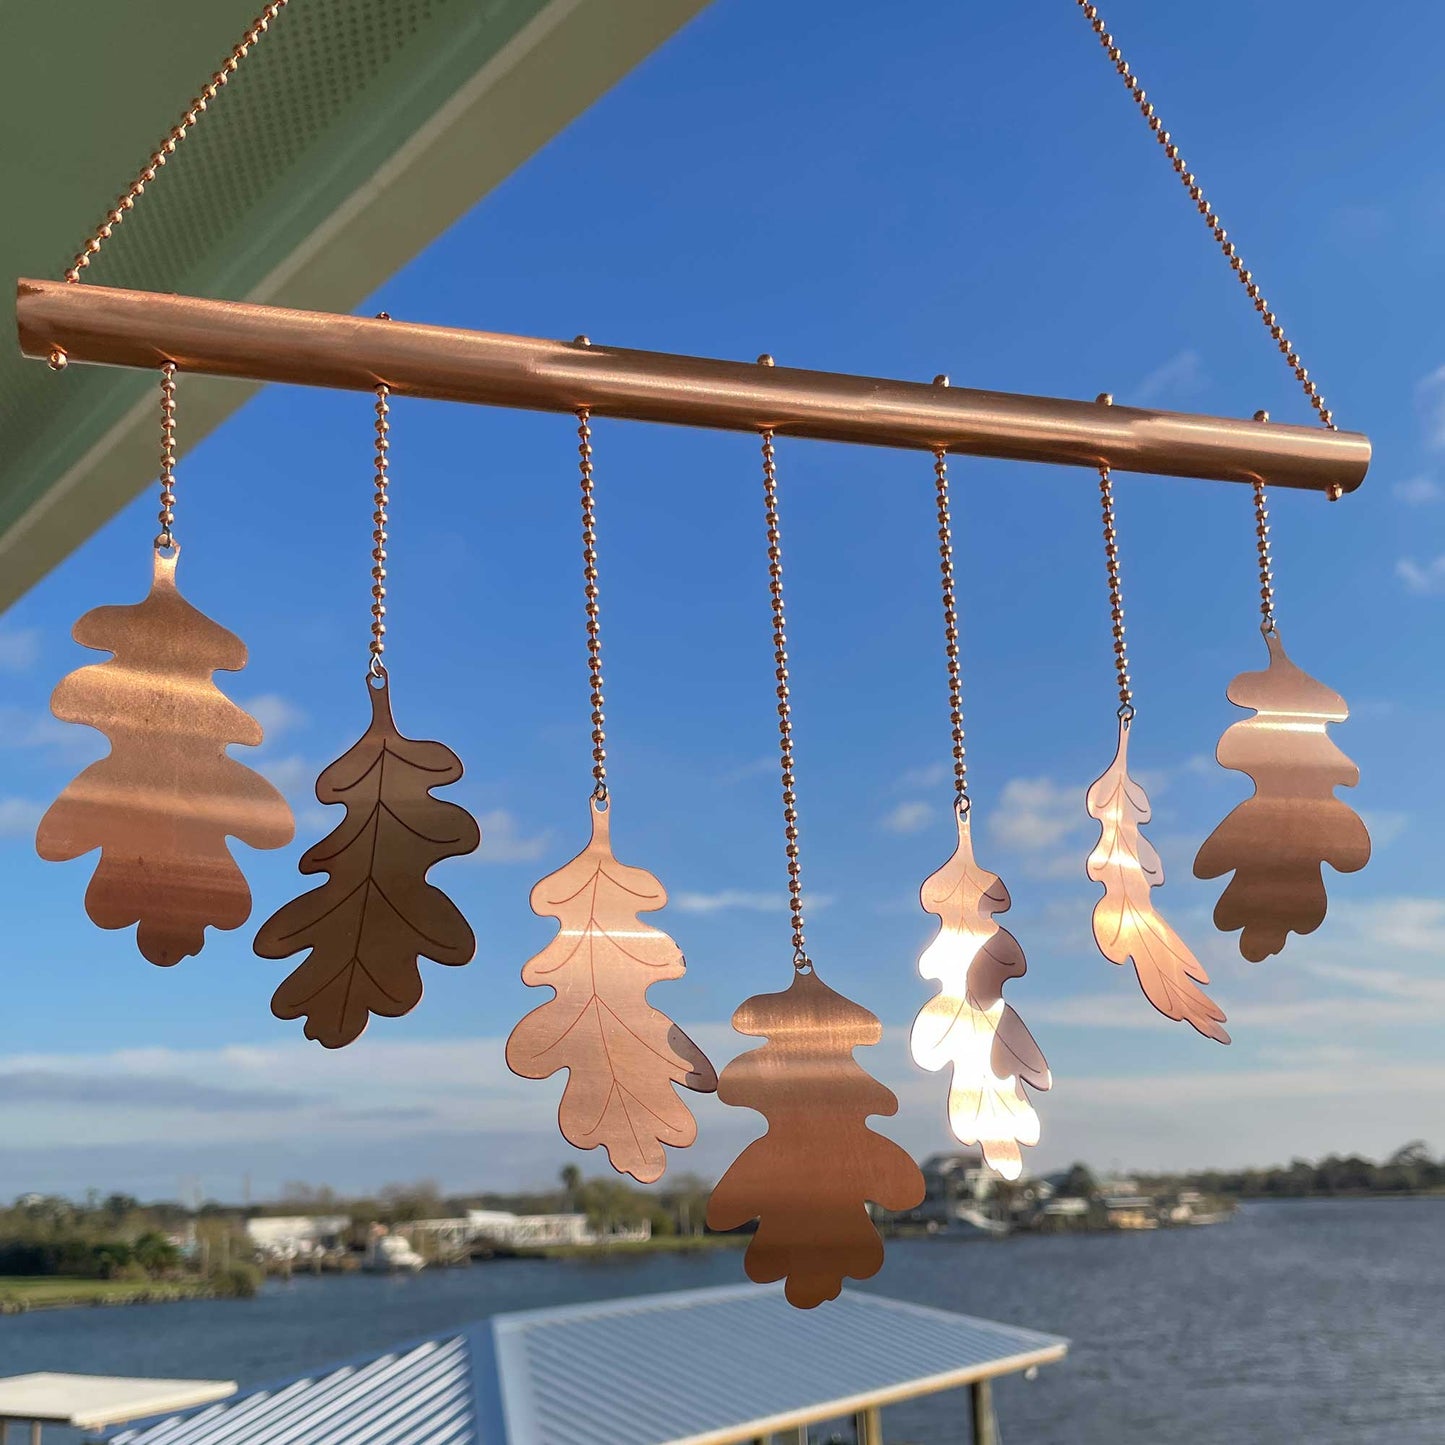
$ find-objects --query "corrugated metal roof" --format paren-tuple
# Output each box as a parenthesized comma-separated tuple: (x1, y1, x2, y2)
(108, 1284, 1068, 1445)
(493, 1286, 1065, 1445)
(110, 1335, 477, 1445)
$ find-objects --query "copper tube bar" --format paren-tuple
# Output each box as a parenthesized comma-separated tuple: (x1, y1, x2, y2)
(16, 279, 1369, 494)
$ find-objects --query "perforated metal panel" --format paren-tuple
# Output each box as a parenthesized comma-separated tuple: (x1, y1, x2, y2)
(0, 0, 712, 607)
(0, 0, 543, 489)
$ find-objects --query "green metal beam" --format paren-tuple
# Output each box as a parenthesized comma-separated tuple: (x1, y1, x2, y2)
(0, 0, 711, 609)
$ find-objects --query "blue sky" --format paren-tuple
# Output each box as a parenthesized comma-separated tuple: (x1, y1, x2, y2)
(2, 1, 1442, 1201)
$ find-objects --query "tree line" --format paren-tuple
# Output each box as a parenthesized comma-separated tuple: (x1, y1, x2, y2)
(1135, 1141, 1442, 1199)
(1, 1139, 1435, 1284)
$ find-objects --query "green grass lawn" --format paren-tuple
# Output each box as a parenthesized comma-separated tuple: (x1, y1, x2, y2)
(0, 1276, 213, 1308)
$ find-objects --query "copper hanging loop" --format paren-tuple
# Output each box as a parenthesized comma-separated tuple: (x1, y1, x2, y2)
(153, 363, 178, 553)
(368, 385, 390, 680)
(1097, 463, 1135, 724)
(760, 429, 810, 971)
(577, 407, 608, 804)
(1075, 1, 1336, 433)
(932, 446, 970, 817)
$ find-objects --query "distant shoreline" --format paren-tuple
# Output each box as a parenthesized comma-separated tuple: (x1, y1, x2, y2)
(0, 1277, 219, 1314)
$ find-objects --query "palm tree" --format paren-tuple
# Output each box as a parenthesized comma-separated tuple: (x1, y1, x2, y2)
(560, 1164, 583, 1211)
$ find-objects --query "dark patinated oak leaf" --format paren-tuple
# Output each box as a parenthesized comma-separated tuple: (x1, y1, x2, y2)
(255, 673, 479, 1047)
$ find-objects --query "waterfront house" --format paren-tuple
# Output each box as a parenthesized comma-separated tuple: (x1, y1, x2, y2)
(243, 1215, 350, 1262)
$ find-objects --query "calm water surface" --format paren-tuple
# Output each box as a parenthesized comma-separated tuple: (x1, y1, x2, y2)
(2, 1199, 1440, 1444)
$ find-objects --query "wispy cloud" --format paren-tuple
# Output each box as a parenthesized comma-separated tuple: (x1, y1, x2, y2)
(0, 705, 102, 763)
(1393, 476, 1440, 505)
(1358, 810, 1407, 849)
(1134, 349, 1205, 405)
(880, 800, 934, 835)
(1416, 364, 1445, 449)
(672, 889, 832, 914)
(673, 889, 785, 914)
(718, 758, 776, 784)
(243, 694, 308, 742)
(1396, 555, 1445, 595)
(0, 1070, 310, 1112)
(897, 762, 949, 790)
(474, 808, 549, 864)
(0, 798, 44, 837)
(991, 776, 1085, 852)
(258, 754, 318, 797)
(0, 628, 40, 671)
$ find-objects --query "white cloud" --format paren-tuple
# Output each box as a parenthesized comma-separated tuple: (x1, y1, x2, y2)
(1029, 982, 1445, 1036)
(1358, 810, 1407, 849)
(1393, 476, 1441, 505)
(244, 694, 308, 742)
(674, 889, 783, 914)
(1416, 364, 1445, 449)
(1134, 349, 1205, 405)
(1342, 896, 1445, 953)
(0, 628, 40, 671)
(881, 800, 934, 835)
(991, 776, 1085, 853)
(0, 798, 42, 836)
(0, 705, 102, 762)
(718, 758, 776, 784)
(1396, 555, 1445, 595)
(259, 754, 317, 797)
(475, 809, 549, 864)
(672, 889, 832, 914)
(897, 762, 949, 790)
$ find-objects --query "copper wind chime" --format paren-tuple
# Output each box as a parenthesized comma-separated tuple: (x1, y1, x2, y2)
(16, 0, 1374, 1309)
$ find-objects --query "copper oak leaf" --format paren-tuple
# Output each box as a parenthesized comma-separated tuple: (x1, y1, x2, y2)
(255, 673, 480, 1047)
(1087, 718, 1230, 1044)
(36, 549, 294, 966)
(1194, 630, 1370, 962)
(505, 800, 716, 1184)
(909, 809, 1051, 1180)
(707, 968, 925, 1309)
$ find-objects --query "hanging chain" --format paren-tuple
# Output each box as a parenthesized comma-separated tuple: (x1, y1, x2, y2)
(64, 1, 291, 283)
(1252, 480, 1277, 634)
(932, 449, 969, 815)
(761, 431, 809, 969)
(154, 364, 178, 551)
(369, 386, 389, 678)
(1075, 1, 1336, 431)
(578, 409, 608, 802)
(1097, 464, 1135, 722)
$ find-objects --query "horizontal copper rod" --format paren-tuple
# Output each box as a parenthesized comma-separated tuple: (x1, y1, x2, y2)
(16, 279, 1369, 494)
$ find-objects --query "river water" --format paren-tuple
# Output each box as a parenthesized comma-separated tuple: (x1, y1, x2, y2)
(2, 1199, 1440, 1444)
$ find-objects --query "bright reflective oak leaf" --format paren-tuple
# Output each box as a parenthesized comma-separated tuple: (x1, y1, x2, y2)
(1087, 717, 1229, 1044)
(1194, 630, 1370, 962)
(708, 968, 925, 1309)
(505, 799, 716, 1185)
(255, 673, 480, 1048)
(36, 549, 294, 966)
(909, 809, 1051, 1180)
